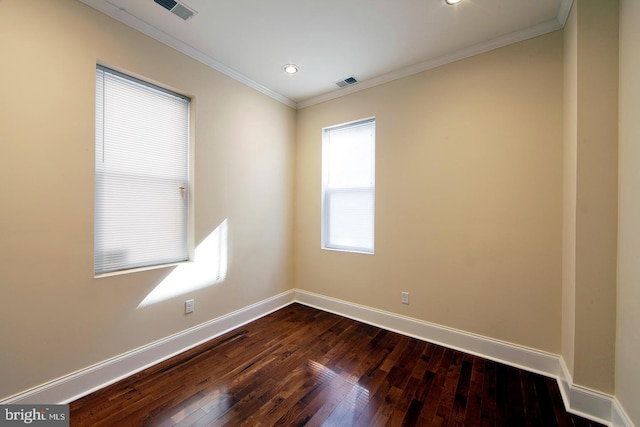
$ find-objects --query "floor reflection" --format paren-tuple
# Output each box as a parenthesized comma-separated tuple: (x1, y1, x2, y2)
(308, 360, 370, 425)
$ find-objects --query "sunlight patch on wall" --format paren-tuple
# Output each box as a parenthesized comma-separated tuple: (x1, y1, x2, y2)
(138, 219, 228, 308)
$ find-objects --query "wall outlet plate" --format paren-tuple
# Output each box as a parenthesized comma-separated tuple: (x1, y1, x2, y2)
(185, 299, 195, 314)
(401, 292, 409, 305)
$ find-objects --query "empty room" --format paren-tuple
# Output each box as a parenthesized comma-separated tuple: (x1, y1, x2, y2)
(0, 0, 638, 425)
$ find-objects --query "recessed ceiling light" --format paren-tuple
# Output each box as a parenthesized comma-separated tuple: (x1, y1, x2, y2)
(282, 64, 299, 74)
(445, 0, 463, 4)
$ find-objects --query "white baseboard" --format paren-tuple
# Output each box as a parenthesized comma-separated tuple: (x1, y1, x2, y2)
(612, 397, 636, 427)
(557, 358, 614, 426)
(294, 289, 559, 377)
(558, 357, 636, 427)
(1, 288, 634, 427)
(294, 289, 633, 427)
(0, 290, 296, 405)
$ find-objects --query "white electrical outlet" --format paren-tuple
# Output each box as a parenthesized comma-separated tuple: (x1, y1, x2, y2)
(185, 299, 195, 314)
(401, 292, 409, 305)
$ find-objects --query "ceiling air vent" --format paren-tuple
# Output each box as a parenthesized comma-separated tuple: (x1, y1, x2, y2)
(335, 76, 359, 88)
(153, 0, 196, 21)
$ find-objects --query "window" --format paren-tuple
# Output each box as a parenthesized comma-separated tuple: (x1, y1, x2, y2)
(322, 118, 375, 253)
(94, 65, 190, 275)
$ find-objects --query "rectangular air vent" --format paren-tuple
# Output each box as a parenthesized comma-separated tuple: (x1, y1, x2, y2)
(154, 0, 177, 10)
(153, 0, 196, 21)
(336, 76, 359, 88)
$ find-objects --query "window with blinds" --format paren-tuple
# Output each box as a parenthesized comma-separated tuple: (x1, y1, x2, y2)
(94, 65, 190, 275)
(321, 118, 375, 254)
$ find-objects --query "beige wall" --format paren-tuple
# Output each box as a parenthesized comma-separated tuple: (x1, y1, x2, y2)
(561, 0, 618, 394)
(0, 0, 295, 400)
(561, 0, 577, 380)
(617, 0, 640, 424)
(295, 32, 564, 353)
(2, 0, 634, 415)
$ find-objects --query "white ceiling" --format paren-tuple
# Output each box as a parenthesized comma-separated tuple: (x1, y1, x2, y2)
(79, 0, 572, 108)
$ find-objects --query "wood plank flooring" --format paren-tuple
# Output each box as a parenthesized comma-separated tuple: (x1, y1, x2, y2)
(70, 303, 603, 426)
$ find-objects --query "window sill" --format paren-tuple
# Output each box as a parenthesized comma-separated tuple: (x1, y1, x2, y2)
(321, 246, 374, 255)
(94, 259, 192, 279)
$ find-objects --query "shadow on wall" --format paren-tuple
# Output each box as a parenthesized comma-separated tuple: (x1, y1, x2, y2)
(137, 219, 229, 308)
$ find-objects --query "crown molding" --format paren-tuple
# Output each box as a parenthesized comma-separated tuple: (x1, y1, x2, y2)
(557, 0, 574, 27)
(297, 16, 565, 109)
(80, 0, 574, 110)
(78, 0, 297, 109)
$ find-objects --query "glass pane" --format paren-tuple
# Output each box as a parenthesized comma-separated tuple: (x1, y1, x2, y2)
(327, 189, 374, 252)
(326, 121, 375, 188)
(95, 67, 189, 275)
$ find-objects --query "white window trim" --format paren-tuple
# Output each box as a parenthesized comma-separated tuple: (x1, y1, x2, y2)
(94, 65, 194, 277)
(321, 117, 376, 254)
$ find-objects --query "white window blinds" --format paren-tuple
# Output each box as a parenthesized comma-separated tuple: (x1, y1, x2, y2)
(322, 118, 375, 253)
(95, 66, 190, 275)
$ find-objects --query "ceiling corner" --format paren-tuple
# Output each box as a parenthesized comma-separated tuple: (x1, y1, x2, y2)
(557, 0, 574, 26)
(78, 0, 297, 109)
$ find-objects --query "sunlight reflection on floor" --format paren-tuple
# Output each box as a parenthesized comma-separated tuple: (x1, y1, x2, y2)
(308, 359, 370, 423)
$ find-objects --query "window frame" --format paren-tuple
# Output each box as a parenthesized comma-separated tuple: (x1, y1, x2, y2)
(94, 64, 193, 277)
(321, 117, 376, 254)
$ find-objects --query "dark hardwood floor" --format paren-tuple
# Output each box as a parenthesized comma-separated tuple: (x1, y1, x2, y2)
(70, 303, 603, 426)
